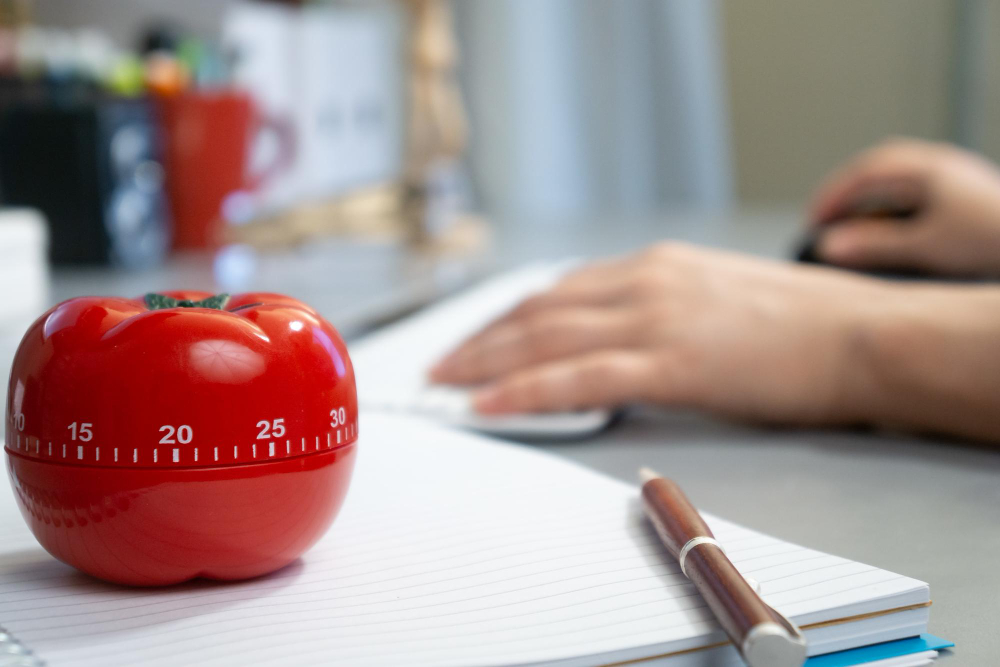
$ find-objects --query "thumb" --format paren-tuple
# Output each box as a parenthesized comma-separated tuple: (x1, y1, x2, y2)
(816, 218, 923, 270)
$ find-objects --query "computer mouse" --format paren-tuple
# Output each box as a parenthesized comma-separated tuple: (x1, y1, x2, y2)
(793, 197, 937, 280)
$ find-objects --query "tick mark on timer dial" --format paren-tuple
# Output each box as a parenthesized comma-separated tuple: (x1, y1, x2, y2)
(12, 420, 357, 465)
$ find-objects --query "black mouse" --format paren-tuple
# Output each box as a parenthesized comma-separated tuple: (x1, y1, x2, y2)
(791, 201, 941, 280)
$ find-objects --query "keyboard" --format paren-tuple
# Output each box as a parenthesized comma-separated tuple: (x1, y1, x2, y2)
(349, 262, 615, 440)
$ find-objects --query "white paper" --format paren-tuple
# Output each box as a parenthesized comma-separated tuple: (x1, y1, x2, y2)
(0, 415, 928, 666)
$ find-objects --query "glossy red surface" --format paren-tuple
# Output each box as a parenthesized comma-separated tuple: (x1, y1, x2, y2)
(4, 291, 358, 586)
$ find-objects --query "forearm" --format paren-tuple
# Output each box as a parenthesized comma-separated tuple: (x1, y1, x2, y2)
(852, 285, 1000, 443)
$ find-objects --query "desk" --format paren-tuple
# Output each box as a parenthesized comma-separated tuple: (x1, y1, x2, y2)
(544, 411, 1000, 664)
(37, 209, 1000, 661)
(501, 211, 994, 664)
(46, 209, 803, 338)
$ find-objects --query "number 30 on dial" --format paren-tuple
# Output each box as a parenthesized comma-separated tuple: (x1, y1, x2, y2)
(330, 407, 347, 427)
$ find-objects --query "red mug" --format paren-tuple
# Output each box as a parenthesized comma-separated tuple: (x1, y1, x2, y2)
(157, 92, 292, 249)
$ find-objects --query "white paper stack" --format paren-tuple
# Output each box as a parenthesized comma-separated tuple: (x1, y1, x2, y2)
(0, 415, 932, 666)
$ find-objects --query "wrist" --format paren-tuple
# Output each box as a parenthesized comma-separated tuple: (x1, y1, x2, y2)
(845, 284, 1000, 441)
(832, 283, 905, 426)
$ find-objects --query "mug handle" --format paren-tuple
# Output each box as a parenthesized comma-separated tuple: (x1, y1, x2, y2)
(244, 110, 296, 193)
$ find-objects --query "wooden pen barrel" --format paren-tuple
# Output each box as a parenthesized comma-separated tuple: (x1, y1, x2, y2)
(641, 477, 797, 662)
(683, 541, 781, 648)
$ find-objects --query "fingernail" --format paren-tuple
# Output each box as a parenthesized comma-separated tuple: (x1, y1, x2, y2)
(429, 354, 458, 379)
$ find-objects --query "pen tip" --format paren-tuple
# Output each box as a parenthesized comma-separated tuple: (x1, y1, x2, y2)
(638, 467, 660, 484)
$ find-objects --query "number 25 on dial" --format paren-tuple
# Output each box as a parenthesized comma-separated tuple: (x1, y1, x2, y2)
(256, 419, 285, 439)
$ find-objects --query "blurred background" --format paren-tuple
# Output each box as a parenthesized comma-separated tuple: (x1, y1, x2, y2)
(1, 0, 999, 345)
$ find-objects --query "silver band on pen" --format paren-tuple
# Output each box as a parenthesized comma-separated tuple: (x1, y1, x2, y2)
(677, 536, 726, 578)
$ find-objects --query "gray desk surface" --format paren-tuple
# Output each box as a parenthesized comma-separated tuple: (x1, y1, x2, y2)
(507, 211, 992, 663)
(46, 209, 805, 338)
(37, 210, 1000, 661)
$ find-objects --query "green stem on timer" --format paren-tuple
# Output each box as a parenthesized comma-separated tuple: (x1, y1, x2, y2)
(144, 293, 231, 310)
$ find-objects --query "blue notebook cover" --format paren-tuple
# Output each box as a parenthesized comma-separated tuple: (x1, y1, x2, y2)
(805, 634, 954, 666)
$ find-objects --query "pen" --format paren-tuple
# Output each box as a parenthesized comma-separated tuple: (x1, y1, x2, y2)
(639, 468, 807, 667)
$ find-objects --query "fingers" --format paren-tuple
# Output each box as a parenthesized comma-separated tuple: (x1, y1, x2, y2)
(429, 307, 642, 384)
(808, 139, 937, 226)
(815, 217, 924, 269)
(430, 247, 697, 388)
(494, 257, 645, 322)
(430, 257, 667, 384)
(471, 350, 653, 414)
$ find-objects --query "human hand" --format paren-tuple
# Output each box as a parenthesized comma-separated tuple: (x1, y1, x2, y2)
(429, 243, 894, 425)
(808, 138, 1000, 277)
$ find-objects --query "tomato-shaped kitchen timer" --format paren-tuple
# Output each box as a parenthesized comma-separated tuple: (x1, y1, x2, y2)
(4, 292, 358, 586)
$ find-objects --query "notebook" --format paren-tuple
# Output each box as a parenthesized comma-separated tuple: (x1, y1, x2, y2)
(0, 414, 933, 666)
(350, 263, 615, 439)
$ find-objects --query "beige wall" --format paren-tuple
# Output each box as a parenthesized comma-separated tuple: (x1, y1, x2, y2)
(979, 3, 1000, 167)
(722, 0, 960, 205)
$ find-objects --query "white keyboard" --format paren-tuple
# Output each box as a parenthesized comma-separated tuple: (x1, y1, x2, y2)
(349, 262, 615, 440)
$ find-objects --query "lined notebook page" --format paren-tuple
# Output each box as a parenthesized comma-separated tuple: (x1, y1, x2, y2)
(0, 415, 928, 667)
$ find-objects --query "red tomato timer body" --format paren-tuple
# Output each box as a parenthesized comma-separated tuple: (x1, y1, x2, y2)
(4, 292, 358, 586)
